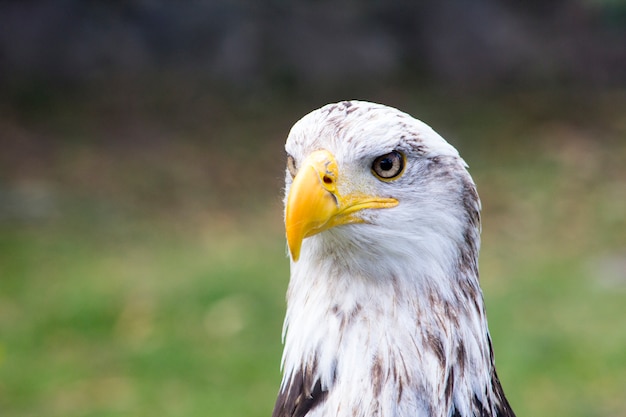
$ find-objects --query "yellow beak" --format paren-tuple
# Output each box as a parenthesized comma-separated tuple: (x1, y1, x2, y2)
(285, 149, 398, 261)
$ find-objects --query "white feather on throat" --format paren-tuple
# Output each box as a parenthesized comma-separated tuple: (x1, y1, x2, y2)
(273, 101, 515, 417)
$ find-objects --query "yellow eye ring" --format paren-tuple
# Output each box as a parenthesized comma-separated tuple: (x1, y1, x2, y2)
(371, 151, 405, 181)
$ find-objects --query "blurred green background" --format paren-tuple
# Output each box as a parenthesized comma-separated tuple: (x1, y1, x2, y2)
(1, 1, 625, 416)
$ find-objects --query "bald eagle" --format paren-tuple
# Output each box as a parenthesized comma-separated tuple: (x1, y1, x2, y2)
(273, 101, 515, 417)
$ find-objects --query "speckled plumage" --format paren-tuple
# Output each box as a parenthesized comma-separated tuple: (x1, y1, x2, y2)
(274, 101, 515, 417)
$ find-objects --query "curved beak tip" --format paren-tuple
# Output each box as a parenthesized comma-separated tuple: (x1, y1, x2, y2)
(289, 248, 301, 262)
(286, 229, 302, 262)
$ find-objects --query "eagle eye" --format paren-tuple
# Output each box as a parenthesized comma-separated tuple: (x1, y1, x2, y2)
(286, 154, 298, 178)
(372, 151, 405, 181)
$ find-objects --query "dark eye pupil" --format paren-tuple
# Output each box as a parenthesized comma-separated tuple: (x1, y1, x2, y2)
(379, 158, 393, 171)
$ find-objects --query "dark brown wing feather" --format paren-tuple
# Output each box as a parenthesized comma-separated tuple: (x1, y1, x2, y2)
(272, 368, 327, 417)
(490, 369, 516, 417)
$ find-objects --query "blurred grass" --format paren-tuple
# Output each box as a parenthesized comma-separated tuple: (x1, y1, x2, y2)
(1, 85, 625, 416)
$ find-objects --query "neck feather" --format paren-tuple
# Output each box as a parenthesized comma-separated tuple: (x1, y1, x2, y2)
(275, 224, 513, 417)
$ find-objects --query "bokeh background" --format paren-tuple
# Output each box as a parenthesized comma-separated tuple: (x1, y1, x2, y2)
(1, 1, 625, 416)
